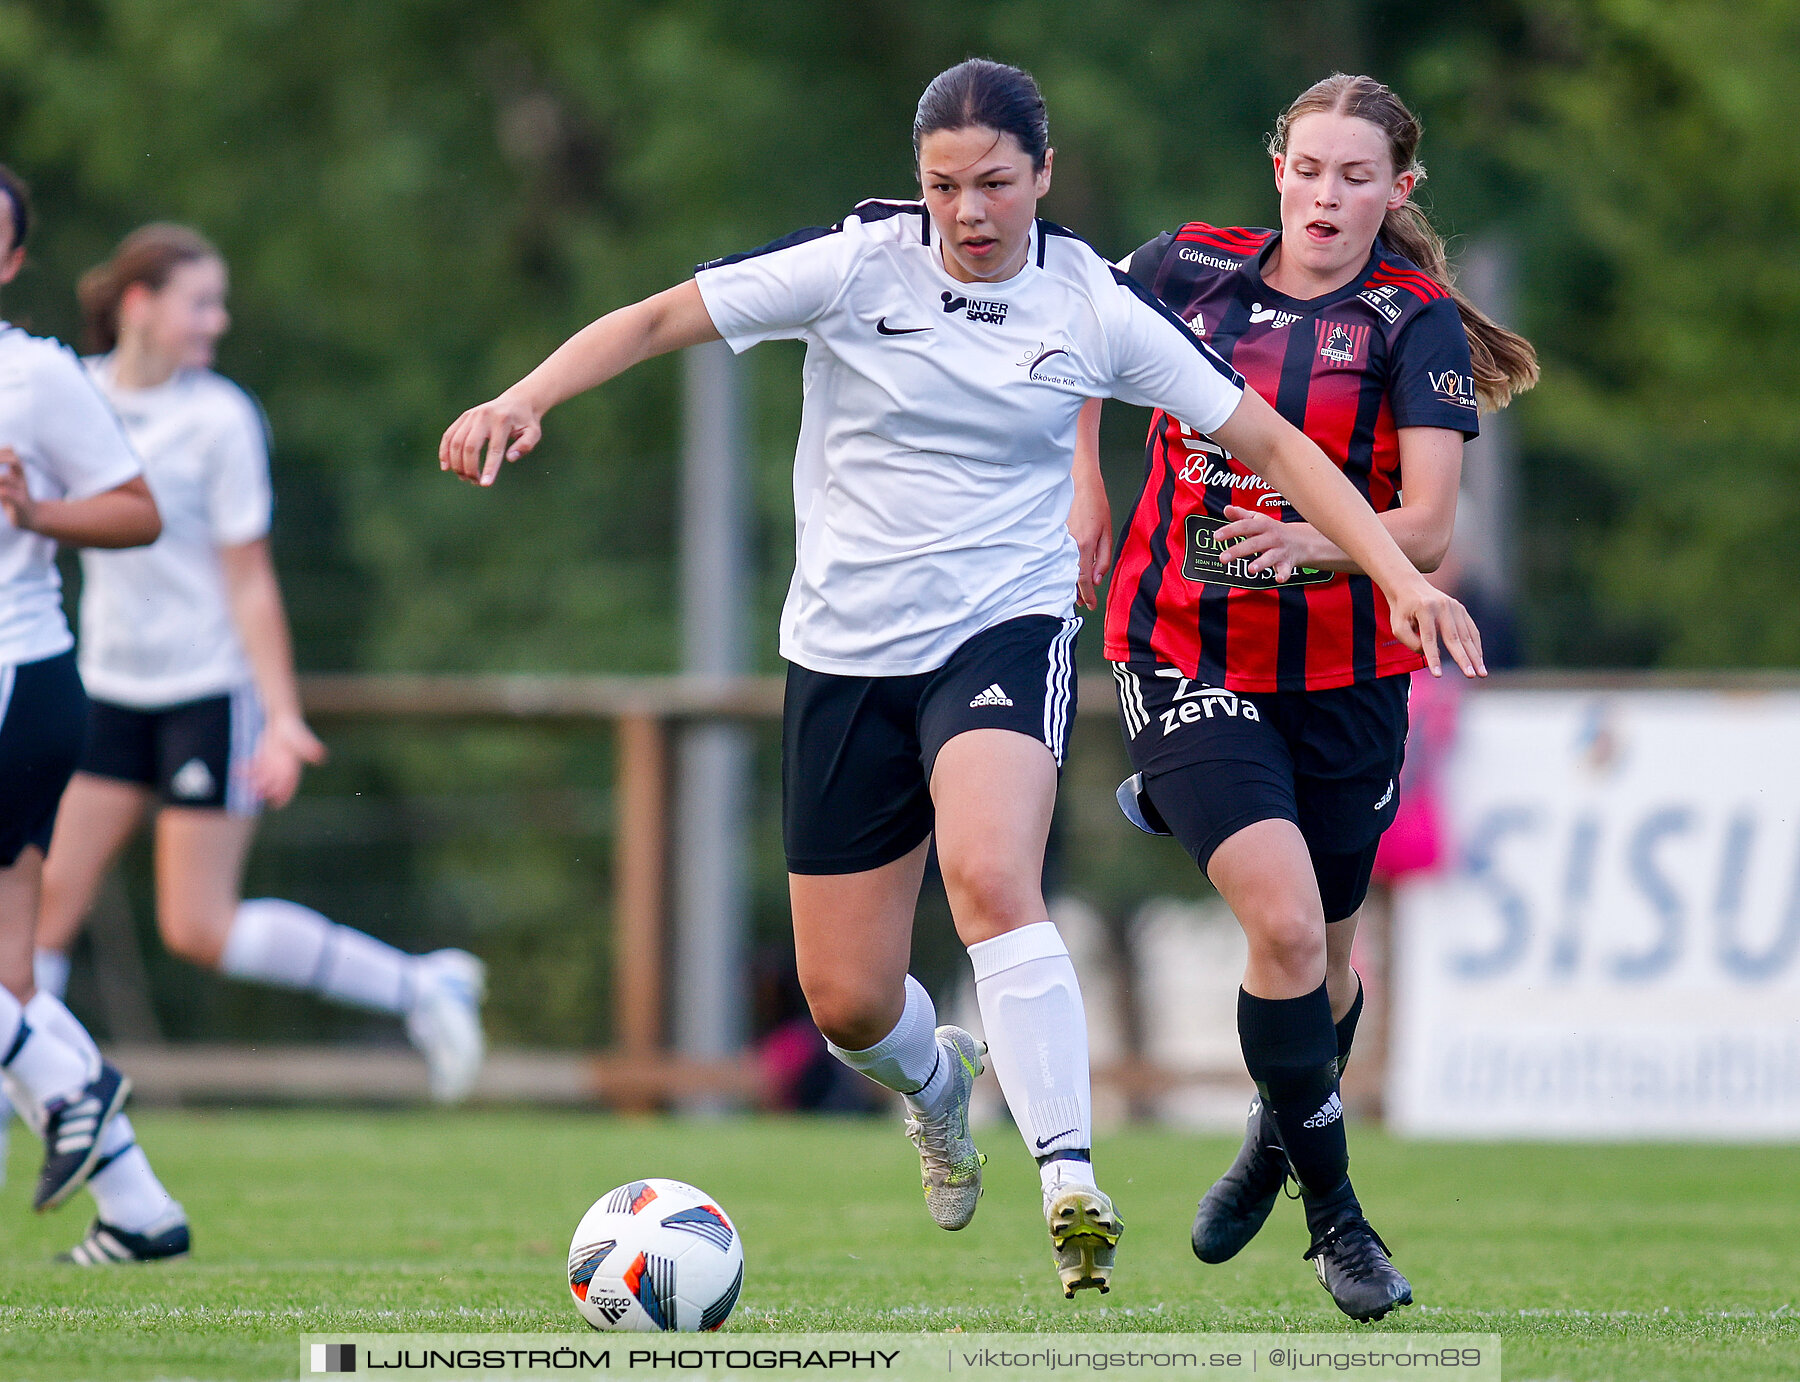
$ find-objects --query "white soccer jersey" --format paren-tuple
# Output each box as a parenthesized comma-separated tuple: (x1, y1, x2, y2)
(76, 358, 273, 707)
(0, 326, 143, 667)
(695, 200, 1244, 677)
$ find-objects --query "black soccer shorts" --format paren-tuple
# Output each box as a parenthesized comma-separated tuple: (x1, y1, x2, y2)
(783, 613, 1080, 875)
(0, 650, 88, 866)
(82, 687, 263, 814)
(1112, 662, 1408, 922)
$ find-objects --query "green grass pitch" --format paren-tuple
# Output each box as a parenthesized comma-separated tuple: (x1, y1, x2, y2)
(0, 1110, 1794, 1380)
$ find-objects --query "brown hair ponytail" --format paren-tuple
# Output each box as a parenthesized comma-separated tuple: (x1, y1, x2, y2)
(1270, 74, 1539, 411)
(77, 223, 219, 354)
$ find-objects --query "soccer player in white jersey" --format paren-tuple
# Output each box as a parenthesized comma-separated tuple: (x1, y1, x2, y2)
(0, 165, 194, 1260)
(441, 59, 1480, 1296)
(25, 225, 486, 1137)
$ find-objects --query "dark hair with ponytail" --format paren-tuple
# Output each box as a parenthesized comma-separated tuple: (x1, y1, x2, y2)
(1270, 74, 1538, 411)
(913, 58, 1050, 171)
(77, 223, 220, 354)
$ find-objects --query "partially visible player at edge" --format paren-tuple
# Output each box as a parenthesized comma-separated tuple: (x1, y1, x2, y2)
(0, 164, 190, 1261)
(23, 225, 487, 1128)
(441, 59, 1480, 1297)
(1082, 73, 1537, 1320)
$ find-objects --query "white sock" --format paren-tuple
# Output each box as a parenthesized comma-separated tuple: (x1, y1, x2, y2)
(0, 985, 90, 1106)
(825, 975, 947, 1110)
(969, 921, 1094, 1163)
(34, 949, 69, 1000)
(1040, 1155, 1099, 1197)
(16, 992, 180, 1230)
(87, 1145, 180, 1233)
(222, 898, 417, 1015)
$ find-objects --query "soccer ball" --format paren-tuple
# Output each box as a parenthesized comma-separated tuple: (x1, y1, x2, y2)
(567, 1178, 745, 1332)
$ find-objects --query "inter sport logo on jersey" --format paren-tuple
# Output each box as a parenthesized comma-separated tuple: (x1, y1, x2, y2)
(1247, 302, 1302, 329)
(939, 290, 1008, 324)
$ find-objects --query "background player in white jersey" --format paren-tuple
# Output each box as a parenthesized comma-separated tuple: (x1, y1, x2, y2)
(440, 59, 1478, 1297)
(0, 165, 191, 1262)
(27, 224, 486, 1114)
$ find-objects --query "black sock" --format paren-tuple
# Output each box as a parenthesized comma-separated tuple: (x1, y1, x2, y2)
(1238, 983, 1359, 1236)
(1335, 972, 1365, 1077)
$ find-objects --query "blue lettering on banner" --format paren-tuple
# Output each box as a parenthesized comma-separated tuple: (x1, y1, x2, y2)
(1454, 807, 1539, 978)
(1716, 813, 1800, 979)
(1616, 808, 1692, 982)
(1451, 805, 1800, 985)
(1549, 814, 1601, 977)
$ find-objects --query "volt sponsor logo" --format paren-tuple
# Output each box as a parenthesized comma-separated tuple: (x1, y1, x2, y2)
(1429, 368, 1479, 410)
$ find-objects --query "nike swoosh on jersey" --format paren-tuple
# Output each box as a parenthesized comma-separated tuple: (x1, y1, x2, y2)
(875, 318, 932, 335)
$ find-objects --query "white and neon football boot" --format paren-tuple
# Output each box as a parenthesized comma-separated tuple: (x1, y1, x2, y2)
(903, 1026, 987, 1230)
(1044, 1163, 1124, 1298)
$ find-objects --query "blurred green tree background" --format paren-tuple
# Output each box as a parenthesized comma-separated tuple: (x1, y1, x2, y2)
(1, 0, 1787, 1045)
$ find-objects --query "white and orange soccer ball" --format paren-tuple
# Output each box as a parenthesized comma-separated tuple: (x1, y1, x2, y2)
(566, 1178, 745, 1332)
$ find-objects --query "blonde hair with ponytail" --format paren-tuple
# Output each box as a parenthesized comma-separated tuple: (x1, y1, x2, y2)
(1270, 74, 1538, 411)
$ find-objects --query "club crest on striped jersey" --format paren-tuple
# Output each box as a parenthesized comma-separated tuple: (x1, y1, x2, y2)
(1317, 320, 1369, 367)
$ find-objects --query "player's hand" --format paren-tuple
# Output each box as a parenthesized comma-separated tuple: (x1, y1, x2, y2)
(440, 392, 543, 487)
(1069, 481, 1114, 611)
(1215, 504, 1323, 583)
(1386, 576, 1486, 679)
(248, 715, 328, 809)
(0, 449, 36, 531)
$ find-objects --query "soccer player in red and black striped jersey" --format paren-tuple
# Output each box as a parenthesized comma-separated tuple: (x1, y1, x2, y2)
(1083, 74, 1537, 1320)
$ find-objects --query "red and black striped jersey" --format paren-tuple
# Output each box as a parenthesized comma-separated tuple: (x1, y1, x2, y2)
(1102, 223, 1480, 692)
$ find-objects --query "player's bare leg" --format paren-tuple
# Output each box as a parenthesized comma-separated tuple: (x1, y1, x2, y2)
(933, 729, 1121, 1295)
(792, 842, 991, 1228)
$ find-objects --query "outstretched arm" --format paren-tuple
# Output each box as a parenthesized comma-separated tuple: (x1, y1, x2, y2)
(1210, 390, 1484, 678)
(440, 280, 722, 487)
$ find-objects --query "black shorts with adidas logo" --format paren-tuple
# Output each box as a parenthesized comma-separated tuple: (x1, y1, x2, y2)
(82, 687, 264, 815)
(782, 613, 1080, 875)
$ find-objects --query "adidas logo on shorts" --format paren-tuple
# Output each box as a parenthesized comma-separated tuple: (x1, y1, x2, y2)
(1303, 1092, 1344, 1129)
(170, 758, 216, 800)
(969, 684, 1013, 709)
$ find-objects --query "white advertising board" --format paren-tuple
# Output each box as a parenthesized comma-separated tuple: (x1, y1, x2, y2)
(1388, 688, 1800, 1139)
